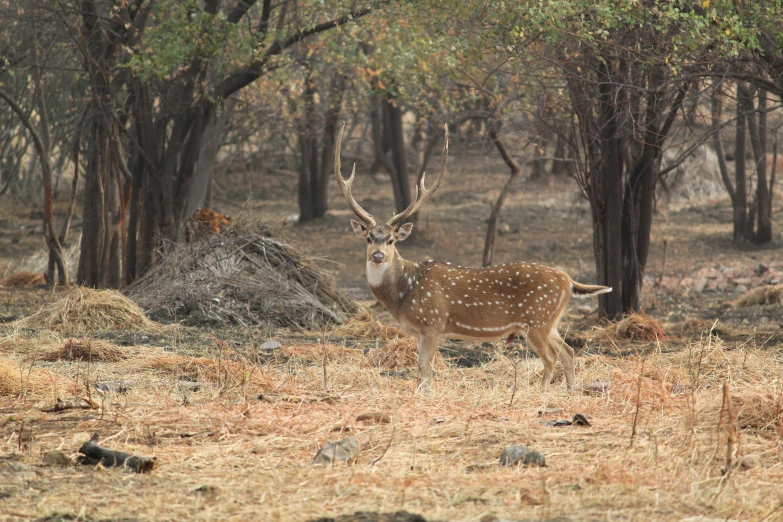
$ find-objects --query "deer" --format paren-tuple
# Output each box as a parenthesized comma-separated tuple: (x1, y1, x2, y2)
(334, 123, 611, 393)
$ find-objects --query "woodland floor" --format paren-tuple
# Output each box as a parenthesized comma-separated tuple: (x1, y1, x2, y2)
(1, 150, 783, 522)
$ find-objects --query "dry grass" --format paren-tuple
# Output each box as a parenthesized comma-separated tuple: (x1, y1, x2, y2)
(732, 283, 783, 307)
(614, 313, 666, 341)
(367, 337, 445, 371)
(1, 325, 782, 522)
(12, 287, 159, 333)
(329, 311, 406, 340)
(0, 270, 45, 288)
(33, 338, 128, 362)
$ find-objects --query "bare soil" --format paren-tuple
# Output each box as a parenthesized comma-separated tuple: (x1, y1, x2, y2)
(1, 150, 782, 521)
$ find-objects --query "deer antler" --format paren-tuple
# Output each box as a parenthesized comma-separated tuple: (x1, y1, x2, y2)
(335, 122, 376, 227)
(387, 124, 449, 228)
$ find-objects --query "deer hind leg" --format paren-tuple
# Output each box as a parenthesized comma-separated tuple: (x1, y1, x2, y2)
(525, 329, 558, 388)
(416, 334, 440, 395)
(550, 329, 575, 390)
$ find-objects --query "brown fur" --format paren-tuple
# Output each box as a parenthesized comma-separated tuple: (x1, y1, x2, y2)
(355, 221, 608, 391)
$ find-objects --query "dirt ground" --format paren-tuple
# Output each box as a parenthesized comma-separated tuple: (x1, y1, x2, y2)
(1, 149, 783, 521)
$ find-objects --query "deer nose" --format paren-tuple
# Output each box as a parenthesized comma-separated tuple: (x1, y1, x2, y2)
(371, 251, 385, 264)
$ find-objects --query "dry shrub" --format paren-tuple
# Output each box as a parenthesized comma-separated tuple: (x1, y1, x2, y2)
(700, 387, 783, 430)
(126, 214, 357, 328)
(732, 284, 783, 307)
(0, 271, 45, 288)
(276, 343, 357, 361)
(33, 338, 128, 362)
(665, 318, 719, 336)
(614, 313, 665, 341)
(329, 311, 405, 340)
(0, 356, 74, 397)
(13, 288, 159, 333)
(139, 353, 270, 391)
(368, 336, 444, 370)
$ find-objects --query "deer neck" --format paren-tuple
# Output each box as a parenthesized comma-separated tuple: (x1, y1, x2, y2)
(366, 251, 415, 317)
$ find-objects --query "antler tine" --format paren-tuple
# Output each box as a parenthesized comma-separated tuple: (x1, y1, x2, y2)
(387, 124, 449, 228)
(335, 122, 376, 227)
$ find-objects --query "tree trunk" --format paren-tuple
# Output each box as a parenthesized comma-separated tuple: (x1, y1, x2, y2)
(748, 89, 772, 243)
(483, 124, 523, 267)
(734, 83, 749, 244)
(384, 95, 412, 217)
(593, 63, 624, 320)
(186, 99, 234, 217)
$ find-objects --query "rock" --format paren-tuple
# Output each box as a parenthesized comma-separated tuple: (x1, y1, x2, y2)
(732, 277, 751, 286)
(499, 445, 546, 467)
(313, 436, 360, 465)
(42, 451, 73, 468)
(693, 277, 708, 293)
(734, 285, 748, 294)
(262, 339, 282, 349)
(309, 511, 429, 522)
(738, 453, 762, 470)
(537, 407, 565, 416)
(497, 223, 511, 236)
(576, 305, 593, 315)
(754, 263, 769, 276)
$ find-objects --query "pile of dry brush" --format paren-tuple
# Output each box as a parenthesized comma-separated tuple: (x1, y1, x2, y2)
(125, 216, 357, 329)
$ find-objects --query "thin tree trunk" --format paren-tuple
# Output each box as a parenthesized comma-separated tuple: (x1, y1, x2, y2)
(734, 83, 749, 244)
(483, 124, 523, 267)
(0, 88, 68, 286)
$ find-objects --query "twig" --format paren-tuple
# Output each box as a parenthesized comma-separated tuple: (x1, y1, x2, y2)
(629, 354, 646, 448)
(371, 419, 395, 466)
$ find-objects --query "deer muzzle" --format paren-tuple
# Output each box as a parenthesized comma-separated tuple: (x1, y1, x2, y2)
(371, 251, 385, 264)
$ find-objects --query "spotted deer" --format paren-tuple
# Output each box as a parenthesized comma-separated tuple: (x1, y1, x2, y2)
(335, 123, 611, 392)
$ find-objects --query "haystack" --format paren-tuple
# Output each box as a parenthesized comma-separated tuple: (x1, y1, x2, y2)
(125, 216, 357, 328)
(14, 288, 159, 333)
(732, 284, 783, 307)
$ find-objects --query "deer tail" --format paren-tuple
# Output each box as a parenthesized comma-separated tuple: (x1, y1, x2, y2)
(571, 280, 612, 297)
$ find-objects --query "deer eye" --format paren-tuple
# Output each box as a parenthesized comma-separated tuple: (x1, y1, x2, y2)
(387, 239, 394, 245)
(366, 238, 372, 244)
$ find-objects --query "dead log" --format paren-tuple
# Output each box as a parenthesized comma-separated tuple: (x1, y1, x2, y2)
(77, 433, 157, 473)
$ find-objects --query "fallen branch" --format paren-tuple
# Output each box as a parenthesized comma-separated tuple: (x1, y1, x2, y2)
(41, 397, 99, 412)
(77, 433, 157, 473)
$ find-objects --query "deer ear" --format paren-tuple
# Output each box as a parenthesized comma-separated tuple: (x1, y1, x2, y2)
(395, 222, 414, 242)
(350, 219, 368, 239)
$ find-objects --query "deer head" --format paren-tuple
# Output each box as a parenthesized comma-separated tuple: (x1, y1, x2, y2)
(335, 122, 449, 272)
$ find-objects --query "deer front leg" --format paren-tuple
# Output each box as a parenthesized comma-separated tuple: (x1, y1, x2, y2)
(415, 334, 440, 395)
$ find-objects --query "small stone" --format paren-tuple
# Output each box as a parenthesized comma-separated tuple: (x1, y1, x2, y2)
(734, 285, 748, 294)
(355, 412, 390, 424)
(42, 450, 73, 468)
(312, 436, 360, 465)
(576, 305, 593, 315)
(738, 453, 762, 470)
(499, 445, 546, 467)
(262, 339, 282, 349)
(582, 381, 610, 396)
(694, 277, 708, 293)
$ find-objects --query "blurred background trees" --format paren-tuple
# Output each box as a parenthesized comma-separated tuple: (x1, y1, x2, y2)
(1, 0, 782, 319)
